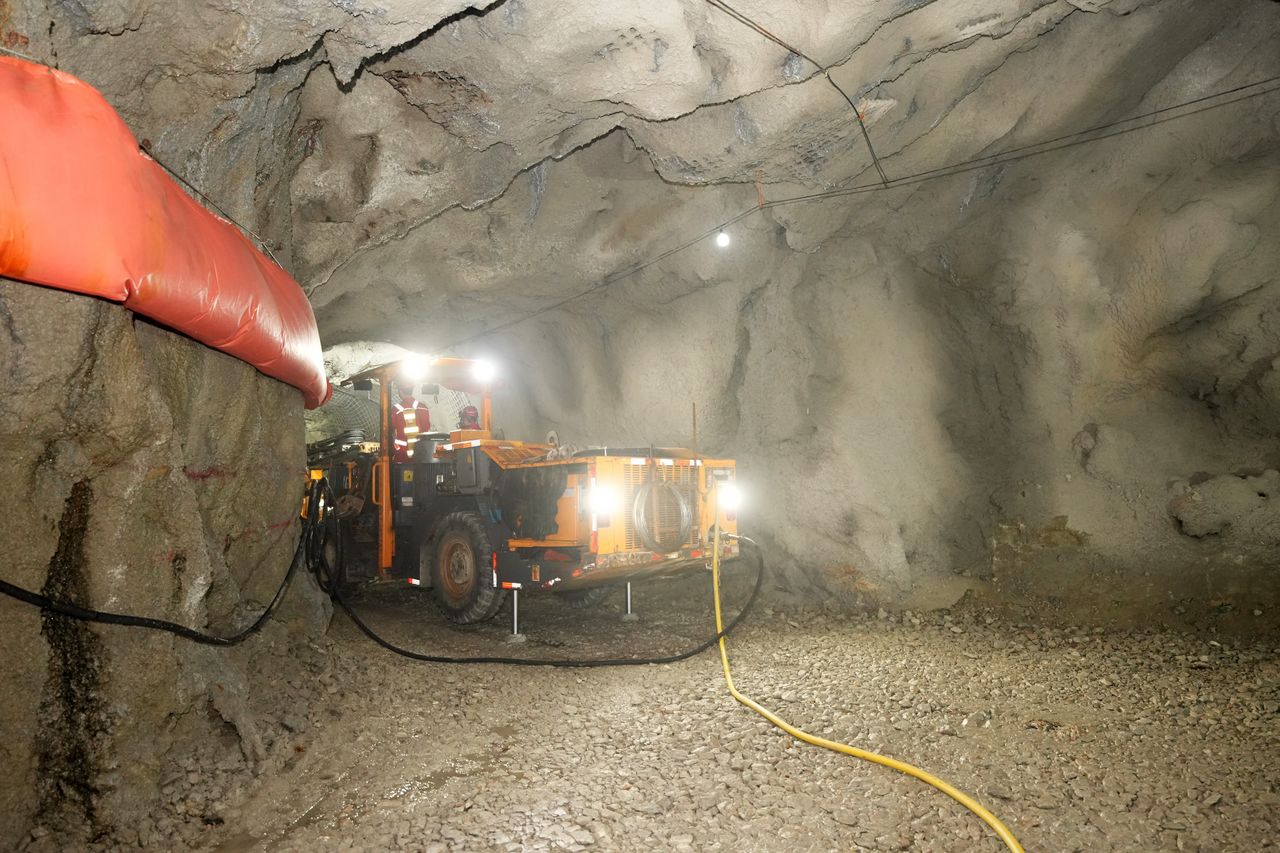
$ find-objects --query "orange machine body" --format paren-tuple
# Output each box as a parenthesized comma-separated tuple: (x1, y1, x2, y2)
(311, 358, 738, 591)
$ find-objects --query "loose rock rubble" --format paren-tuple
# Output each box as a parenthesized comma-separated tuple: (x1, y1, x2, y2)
(22, 572, 1278, 852)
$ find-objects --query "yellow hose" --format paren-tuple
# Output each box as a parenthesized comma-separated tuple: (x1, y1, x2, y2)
(710, 527, 1025, 852)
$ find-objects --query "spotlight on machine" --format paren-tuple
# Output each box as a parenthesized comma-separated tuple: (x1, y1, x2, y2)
(401, 355, 429, 382)
(471, 359, 497, 384)
(590, 484, 620, 516)
(717, 481, 743, 513)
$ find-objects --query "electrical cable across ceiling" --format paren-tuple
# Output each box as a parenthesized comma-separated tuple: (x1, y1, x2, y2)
(9, 39, 1276, 357)
(6, 35, 1277, 362)
(442, 72, 1280, 352)
(703, 0, 892, 186)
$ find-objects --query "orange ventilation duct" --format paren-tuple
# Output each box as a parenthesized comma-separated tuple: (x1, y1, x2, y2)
(0, 56, 330, 408)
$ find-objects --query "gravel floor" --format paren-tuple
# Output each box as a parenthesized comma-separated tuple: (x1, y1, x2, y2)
(41, 570, 1280, 852)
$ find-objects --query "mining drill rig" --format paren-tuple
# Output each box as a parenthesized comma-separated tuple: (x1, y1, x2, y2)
(305, 357, 741, 624)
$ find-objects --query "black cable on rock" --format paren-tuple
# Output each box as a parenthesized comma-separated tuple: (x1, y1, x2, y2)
(0, 479, 763, 667)
(0, 526, 306, 647)
(308, 481, 765, 668)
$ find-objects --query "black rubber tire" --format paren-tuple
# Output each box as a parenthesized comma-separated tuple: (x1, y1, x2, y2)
(556, 586, 613, 609)
(430, 512, 507, 624)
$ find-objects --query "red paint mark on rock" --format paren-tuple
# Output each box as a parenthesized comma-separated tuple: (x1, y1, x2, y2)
(184, 465, 236, 481)
(223, 518, 297, 547)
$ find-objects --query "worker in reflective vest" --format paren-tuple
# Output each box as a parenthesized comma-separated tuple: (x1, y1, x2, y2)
(391, 383, 432, 462)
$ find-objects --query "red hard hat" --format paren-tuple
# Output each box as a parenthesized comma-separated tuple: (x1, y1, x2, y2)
(461, 405, 479, 417)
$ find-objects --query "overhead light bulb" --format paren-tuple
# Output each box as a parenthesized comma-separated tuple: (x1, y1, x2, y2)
(471, 359, 497, 384)
(715, 231, 731, 248)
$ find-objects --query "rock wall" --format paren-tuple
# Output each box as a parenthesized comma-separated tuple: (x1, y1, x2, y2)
(305, 2, 1280, 624)
(475, 109, 1280, 623)
(0, 281, 330, 849)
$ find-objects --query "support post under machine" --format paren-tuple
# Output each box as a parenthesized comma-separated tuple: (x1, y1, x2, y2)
(622, 582, 638, 622)
(506, 588, 526, 644)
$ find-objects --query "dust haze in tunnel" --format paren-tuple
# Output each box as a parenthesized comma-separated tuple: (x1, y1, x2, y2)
(15, 0, 1280, 618)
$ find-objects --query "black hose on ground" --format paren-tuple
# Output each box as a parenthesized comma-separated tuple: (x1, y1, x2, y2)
(309, 479, 764, 668)
(0, 478, 762, 666)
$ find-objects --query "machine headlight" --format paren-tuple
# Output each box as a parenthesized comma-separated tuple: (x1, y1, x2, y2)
(717, 481, 743, 513)
(401, 356, 428, 382)
(471, 359, 497, 384)
(591, 484, 620, 516)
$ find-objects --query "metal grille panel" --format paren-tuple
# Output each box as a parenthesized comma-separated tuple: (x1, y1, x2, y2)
(623, 463, 700, 552)
(304, 385, 481, 445)
(304, 385, 379, 444)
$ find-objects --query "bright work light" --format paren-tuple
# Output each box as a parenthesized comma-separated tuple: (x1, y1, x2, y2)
(591, 484, 620, 516)
(401, 356, 428, 382)
(715, 231, 731, 248)
(717, 481, 743, 512)
(471, 359, 497, 384)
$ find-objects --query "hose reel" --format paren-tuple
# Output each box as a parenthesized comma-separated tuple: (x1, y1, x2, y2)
(631, 479, 693, 554)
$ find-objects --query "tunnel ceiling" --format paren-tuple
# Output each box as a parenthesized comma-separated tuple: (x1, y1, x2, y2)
(12, 0, 1273, 351)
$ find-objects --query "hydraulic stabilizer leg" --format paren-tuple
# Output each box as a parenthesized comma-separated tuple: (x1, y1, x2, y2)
(622, 582, 639, 623)
(506, 588, 526, 644)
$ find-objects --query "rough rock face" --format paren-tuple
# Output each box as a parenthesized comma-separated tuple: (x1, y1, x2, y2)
(0, 281, 329, 849)
(8, 0, 1280, 618)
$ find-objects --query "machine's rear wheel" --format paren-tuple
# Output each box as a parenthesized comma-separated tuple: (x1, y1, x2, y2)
(431, 512, 506, 624)
(556, 586, 613, 609)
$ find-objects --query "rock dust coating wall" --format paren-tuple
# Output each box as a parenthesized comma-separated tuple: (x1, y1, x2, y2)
(0, 281, 330, 849)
